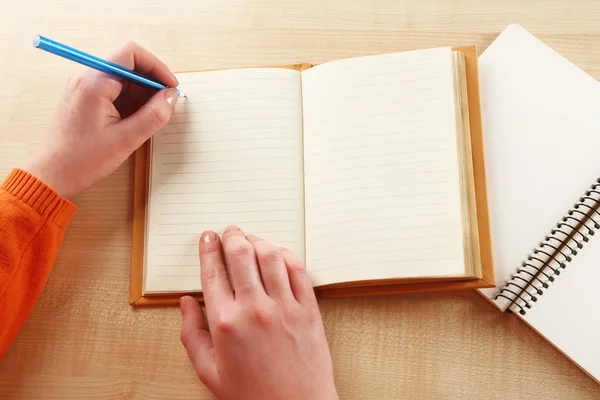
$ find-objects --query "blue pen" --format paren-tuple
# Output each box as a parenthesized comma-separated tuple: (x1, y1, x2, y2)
(33, 35, 186, 98)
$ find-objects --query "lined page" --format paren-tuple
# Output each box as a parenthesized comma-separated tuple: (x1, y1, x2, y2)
(302, 48, 467, 286)
(144, 68, 304, 294)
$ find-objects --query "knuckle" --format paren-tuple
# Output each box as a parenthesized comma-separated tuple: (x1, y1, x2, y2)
(228, 242, 253, 259)
(202, 264, 226, 283)
(288, 259, 306, 272)
(179, 325, 192, 347)
(148, 106, 168, 130)
(247, 304, 274, 328)
(214, 315, 236, 336)
(66, 74, 86, 93)
(123, 40, 139, 52)
(258, 246, 282, 264)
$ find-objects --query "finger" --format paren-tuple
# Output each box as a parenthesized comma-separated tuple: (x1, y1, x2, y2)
(107, 41, 178, 87)
(112, 88, 178, 150)
(179, 296, 219, 389)
(246, 234, 293, 302)
(222, 225, 265, 298)
(84, 42, 178, 103)
(280, 248, 317, 306)
(199, 231, 234, 308)
(64, 69, 123, 106)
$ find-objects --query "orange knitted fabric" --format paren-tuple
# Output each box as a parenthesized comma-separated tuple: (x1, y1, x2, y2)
(0, 169, 77, 358)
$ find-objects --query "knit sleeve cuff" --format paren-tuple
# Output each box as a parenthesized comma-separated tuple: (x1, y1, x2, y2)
(0, 168, 77, 229)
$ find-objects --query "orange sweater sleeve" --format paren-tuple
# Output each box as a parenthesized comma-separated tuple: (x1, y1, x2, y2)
(0, 169, 77, 358)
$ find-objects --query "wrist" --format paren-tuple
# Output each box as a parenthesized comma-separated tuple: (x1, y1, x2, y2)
(1, 168, 77, 228)
(23, 157, 73, 199)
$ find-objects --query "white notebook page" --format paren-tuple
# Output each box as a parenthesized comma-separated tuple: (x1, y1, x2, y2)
(475, 24, 600, 383)
(477, 25, 600, 307)
(518, 234, 600, 381)
(301, 47, 468, 286)
(144, 68, 305, 293)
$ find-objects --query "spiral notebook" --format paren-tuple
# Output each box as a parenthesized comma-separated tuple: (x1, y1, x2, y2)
(478, 24, 600, 383)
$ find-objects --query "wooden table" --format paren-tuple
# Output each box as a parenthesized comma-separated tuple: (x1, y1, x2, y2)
(1, 1, 600, 398)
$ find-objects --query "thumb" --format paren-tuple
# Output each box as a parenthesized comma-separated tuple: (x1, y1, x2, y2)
(180, 296, 219, 389)
(115, 88, 178, 149)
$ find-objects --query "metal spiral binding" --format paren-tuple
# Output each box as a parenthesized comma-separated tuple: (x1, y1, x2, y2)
(495, 178, 600, 315)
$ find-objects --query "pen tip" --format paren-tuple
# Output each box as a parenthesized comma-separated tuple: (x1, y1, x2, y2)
(174, 87, 187, 99)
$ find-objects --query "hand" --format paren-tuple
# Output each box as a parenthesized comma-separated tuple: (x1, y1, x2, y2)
(179, 226, 338, 400)
(23, 41, 179, 198)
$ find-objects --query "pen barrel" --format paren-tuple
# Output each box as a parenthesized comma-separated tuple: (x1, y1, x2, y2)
(33, 35, 168, 92)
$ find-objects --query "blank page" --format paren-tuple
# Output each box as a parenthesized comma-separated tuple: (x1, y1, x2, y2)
(301, 48, 468, 286)
(518, 233, 600, 382)
(144, 68, 304, 294)
(476, 25, 600, 309)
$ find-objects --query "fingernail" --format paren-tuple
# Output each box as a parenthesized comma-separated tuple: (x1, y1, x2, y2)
(224, 225, 240, 234)
(180, 296, 187, 315)
(165, 88, 178, 106)
(246, 234, 262, 243)
(202, 231, 217, 243)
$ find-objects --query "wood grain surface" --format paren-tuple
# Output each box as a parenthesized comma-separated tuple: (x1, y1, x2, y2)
(1, 0, 600, 398)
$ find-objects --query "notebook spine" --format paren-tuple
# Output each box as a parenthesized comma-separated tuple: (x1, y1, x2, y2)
(495, 178, 600, 315)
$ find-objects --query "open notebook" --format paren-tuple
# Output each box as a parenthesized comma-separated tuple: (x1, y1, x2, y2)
(478, 25, 600, 383)
(130, 46, 495, 305)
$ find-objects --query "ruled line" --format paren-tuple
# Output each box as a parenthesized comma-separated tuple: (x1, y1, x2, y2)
(309, 202, 449, 219)
(311, 159, 444, 177)
(177, 75, 299, 84)
(309, 257, 456, 273)
(309, 91, 447, 115)
(309, 148, 449, 169)
(160, 178, 298, 185)
(160, 147, 295, 155)
(160, 137, 297, 145)
(156, 241, 299, 248)
(158, 188, 299, 195)
(309, 234, 452, 252)
(308, 192, 446, 210)
(303, 55, 442, 77)
(157, 198, 297, 205)
(171, 106, 297, 114)
(166, 116, 295, 125)
(316, 105, 447, 126)
(160, 167, 295, 175)
(172, 97, 297, 106)
(308, 126, 447, 148)
(306, 66, 444, 87)
(306, 138, 449, 160)
(311, 223, 455, 240)
(157, 229, 298, 236)
(310, 169, 449, 188)
(304, 116, 448, 135)
(178, 87, 297, 96)
(158, 219, 297, 226)
(310, 212, 451, 229)
(161, 126, 294, 135)
(161, 157, 293, 165)
(311, 244, 454, 263)
(157, 209, 298, 215)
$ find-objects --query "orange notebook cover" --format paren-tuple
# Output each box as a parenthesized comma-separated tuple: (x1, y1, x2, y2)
(130, 46, 495, 306)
